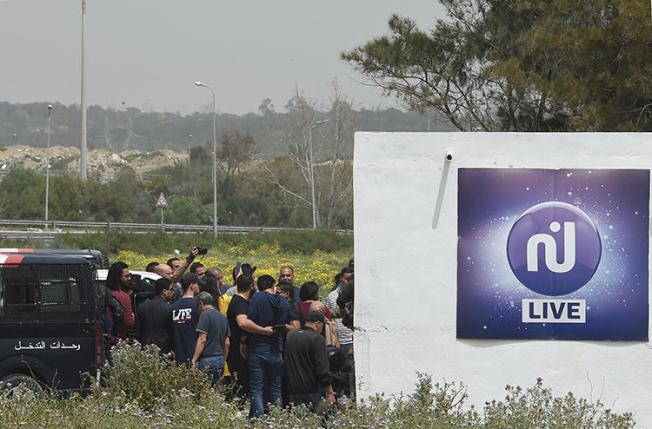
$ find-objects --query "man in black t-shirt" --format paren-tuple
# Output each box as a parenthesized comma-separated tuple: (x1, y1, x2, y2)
(226, 274, 259, 397)
(171, 273, 200, 365)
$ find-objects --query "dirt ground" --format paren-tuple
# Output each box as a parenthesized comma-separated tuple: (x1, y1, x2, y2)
(0, 145, 188, 177)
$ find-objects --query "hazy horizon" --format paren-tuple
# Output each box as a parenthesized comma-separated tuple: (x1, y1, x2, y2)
(0, 0, 444, 115)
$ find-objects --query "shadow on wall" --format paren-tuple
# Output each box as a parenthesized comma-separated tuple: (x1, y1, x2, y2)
(432, 151, 453, 229)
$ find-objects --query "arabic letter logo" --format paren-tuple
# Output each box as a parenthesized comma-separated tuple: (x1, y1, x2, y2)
(506, 201, 601, 296)
(526, 221, 576, 273)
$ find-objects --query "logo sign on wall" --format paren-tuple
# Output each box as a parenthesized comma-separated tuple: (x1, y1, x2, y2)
(457, 169, 649, 341)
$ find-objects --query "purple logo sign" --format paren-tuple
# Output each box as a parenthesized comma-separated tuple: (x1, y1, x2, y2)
(459, 169, 648, 340)
(507, 201, 601, 296)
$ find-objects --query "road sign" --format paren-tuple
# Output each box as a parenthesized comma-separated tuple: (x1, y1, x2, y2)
(156, 192, 168, 208)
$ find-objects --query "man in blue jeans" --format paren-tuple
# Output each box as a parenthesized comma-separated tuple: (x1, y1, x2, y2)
(247, 274, 289, 417)
(191, 292, 230, 386)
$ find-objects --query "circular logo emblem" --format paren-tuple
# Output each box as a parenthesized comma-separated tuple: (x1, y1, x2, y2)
(506, 201, 601, 296)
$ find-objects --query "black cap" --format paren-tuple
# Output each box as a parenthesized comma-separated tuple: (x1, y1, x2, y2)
(304, 310, 325, 324)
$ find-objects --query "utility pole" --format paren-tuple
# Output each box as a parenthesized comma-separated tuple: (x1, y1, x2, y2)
(80, 0, 88, 180)
(45, 104, 53, 222)
(194, 81, 218, 239)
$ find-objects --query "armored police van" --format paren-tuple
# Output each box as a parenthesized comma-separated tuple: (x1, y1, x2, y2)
(0, 252, 103, 395)
(0, 248, 109, 269)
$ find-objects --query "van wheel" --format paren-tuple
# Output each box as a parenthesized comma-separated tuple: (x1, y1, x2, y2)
(1, 374, 43, 398)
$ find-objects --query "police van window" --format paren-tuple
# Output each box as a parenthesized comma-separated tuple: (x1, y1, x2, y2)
(3, 277, 38, 312)
(0, 272, 82, 314)
(39, 278, 81, 312)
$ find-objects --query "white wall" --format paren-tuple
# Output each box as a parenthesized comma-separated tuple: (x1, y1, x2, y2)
(354, 132, 652, 425)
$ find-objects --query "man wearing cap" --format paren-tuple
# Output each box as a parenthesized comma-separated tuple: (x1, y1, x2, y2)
(171, 272, 201, 365)
(283, 310, 336, 412)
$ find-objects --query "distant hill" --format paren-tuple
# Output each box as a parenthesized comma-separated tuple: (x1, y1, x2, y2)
(0, 101, 455, 158)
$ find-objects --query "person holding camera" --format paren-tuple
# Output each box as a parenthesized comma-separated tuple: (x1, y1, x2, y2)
(157, 246, 203, 281)
(155, 246, 203, 301)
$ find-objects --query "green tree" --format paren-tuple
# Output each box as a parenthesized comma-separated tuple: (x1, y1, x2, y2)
(80, 167, 150, 222)
(165, 196, 210, 225)
(189, 145, 211, 167)
(49, 174, 84, 220)
(342, 0, 652, 131)
(218, 130, 256, 199)
(521, 0, 652, 130)
(0, 169, 44, 219)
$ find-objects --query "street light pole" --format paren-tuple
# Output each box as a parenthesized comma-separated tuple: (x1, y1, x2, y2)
(308, 119, 329, 229)
(80, 0, 88, 180)
(45, 104, 53, 223)
(194, 81, 218, 239)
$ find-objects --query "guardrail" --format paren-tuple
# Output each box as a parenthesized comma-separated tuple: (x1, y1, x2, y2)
(0, 231, 61, 240)
(0, 170, 168, 183)
(0, 219, 352, 237)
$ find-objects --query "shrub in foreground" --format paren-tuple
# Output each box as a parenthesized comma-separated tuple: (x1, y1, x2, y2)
(103, 343, 213, 411)
(0, 345, 636, 428)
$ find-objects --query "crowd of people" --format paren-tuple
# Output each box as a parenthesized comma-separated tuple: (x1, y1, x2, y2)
(102, 246, 355, 418)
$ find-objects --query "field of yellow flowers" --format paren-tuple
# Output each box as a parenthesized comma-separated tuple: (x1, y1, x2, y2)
(115, 243, 351, 290)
